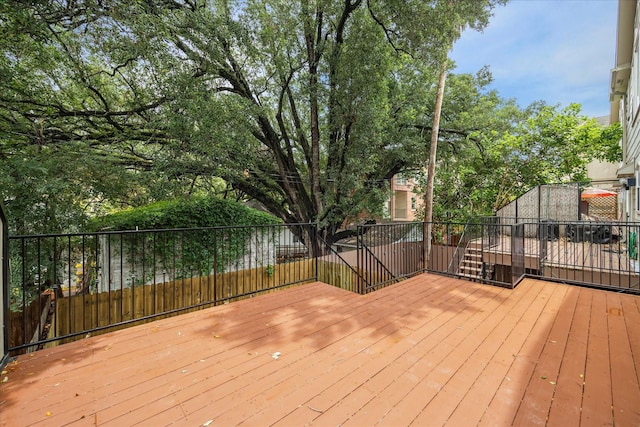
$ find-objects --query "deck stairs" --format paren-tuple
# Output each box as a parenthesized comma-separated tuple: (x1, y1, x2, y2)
(458, 242, 484, 280)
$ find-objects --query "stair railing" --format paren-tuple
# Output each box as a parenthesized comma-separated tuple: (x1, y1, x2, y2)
(357, 229, 397, 293)
(447, 220, 471, 275)
(317, 233, 371, 294)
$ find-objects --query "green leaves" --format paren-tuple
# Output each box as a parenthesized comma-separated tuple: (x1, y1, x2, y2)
(89, 195, 280, 232)
(430, 100, 622, 221)
(1, 0, 510, 241)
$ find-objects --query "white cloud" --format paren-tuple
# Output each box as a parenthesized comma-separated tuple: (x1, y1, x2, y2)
(450, 0, 617, 117)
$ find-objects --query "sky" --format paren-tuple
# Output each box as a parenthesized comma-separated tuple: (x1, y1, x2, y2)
(449, 0, 618, 119)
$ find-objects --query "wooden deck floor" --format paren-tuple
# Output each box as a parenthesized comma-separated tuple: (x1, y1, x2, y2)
(2, 274, 639, 426)
(488, 235, 637, 273)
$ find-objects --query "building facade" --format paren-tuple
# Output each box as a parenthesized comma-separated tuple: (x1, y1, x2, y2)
(611, 0, 639, 221)
(386, 174, 421, 221)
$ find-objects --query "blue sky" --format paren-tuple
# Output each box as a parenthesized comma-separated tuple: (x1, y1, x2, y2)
(450, 0, 618, 119)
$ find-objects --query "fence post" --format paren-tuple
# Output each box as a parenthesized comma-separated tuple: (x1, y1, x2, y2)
(314, 223, 318, 282)
(1, 203, 8, 367)
(511, 223, 525, 287)
(213, 229, 218, 305)
(356, 225, 362, 294)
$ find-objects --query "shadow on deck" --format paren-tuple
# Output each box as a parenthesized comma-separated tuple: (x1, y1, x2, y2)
(2, 273, 639, 426)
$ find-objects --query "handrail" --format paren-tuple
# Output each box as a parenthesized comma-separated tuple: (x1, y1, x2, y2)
(357, 226, 396, 281)
(447, 220, 470, 274)
(11, 218, 640, 355)
(317, 233, 371, 293)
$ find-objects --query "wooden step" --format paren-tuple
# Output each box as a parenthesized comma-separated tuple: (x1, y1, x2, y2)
(458, 244, 484, 279)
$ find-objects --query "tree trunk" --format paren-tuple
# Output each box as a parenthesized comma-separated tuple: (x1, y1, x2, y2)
(423, 60, 447, 268)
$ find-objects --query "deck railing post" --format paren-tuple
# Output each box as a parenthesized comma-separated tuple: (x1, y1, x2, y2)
(314, 223, 318, 282)
(356, 225, 362, 294)
(213, 229, 218, 305)
(0, 203, 8, 367)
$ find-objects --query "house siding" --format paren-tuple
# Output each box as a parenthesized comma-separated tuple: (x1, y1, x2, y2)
(612, 0, 640, 220)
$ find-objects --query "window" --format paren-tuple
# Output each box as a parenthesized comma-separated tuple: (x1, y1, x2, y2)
(396, 175, 406, 185)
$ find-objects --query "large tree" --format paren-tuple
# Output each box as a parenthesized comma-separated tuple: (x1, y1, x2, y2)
(0, 0, 505, 243)
(422, 98, 623, 222)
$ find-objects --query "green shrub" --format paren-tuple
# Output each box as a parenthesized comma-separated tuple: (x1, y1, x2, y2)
(89, 196, 282, 278)
(89, 195, 280, 231)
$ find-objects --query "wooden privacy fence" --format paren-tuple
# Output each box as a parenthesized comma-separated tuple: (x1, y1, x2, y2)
(49, 258, 403, 346)
(50, 259, 315, 346)
(9, 222, 436, 352)
(9, 294, 51, 353)
(317, 259, 370, 293)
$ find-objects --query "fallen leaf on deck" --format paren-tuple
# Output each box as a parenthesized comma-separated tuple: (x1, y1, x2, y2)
(46, 411, 52, 416)
(541, 376, 547, 380)
(272, 352, 282, 360)
(2, 377, 7, 383)
(1, 371, 6, 375)
(550, 381, 556, 385)
(203, 420, 214, 426)
(214, 335, 221, 338)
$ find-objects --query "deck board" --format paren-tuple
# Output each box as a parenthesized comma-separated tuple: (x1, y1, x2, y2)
(545, 287, 591, 427)
(580, 291, 614, 426)
(2, 274, 640, 426)
(605, 292, 640, 425)
(490, 235, 637, 273)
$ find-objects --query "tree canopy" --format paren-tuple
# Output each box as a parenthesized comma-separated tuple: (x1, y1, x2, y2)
(424, 97, 622, 222)
(0, 0, 621, 240)
(0, 0, 505, 238)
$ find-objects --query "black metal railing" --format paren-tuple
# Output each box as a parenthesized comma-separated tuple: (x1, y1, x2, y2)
(316, 233, 366, 294)
(1, 204, 8, 366)
(426, 218, 640, 292)
(436, 221, 519, 287)
(530, 220, 640, 292)
(446, 221, 473, 276)
(7, 223, 317, 353)
(511, 223, 526, 285)
(7, 217, 640, 354)
(356, 222, 423, 293)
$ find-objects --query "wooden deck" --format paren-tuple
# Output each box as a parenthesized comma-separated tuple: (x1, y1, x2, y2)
(2, 274, 639, 426)
(483, 235, 638, 272)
